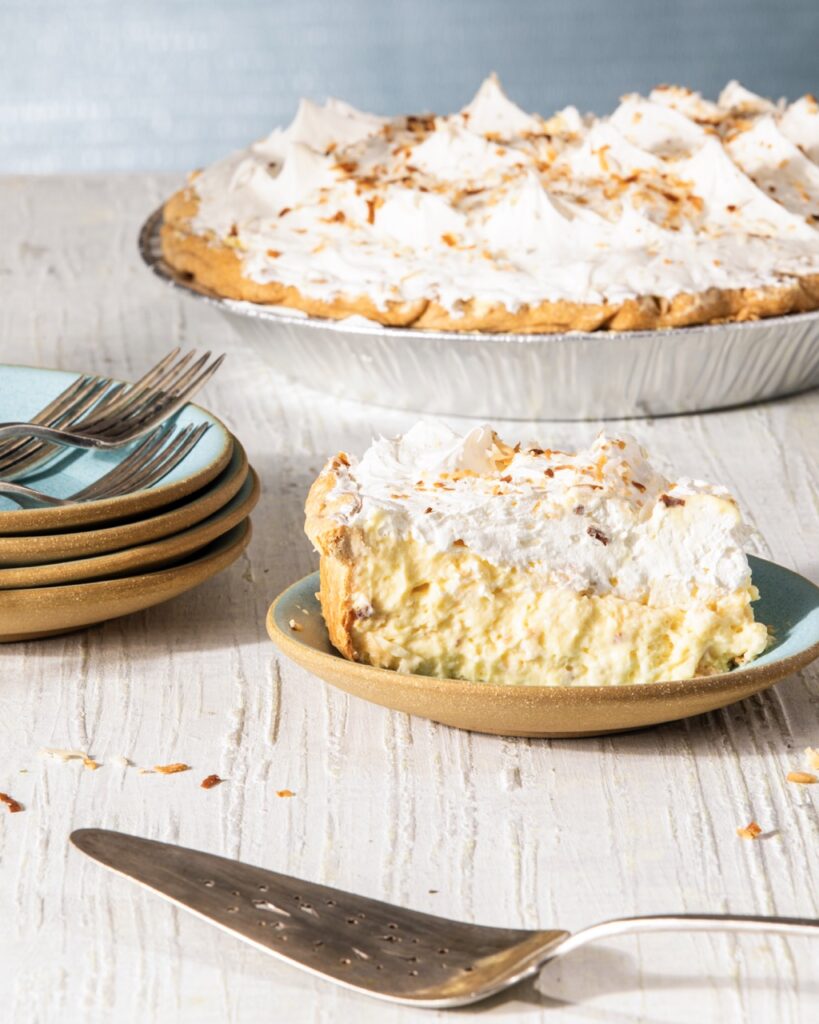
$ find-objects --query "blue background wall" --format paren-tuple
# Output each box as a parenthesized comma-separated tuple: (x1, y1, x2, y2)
(2, 0, 818, 172)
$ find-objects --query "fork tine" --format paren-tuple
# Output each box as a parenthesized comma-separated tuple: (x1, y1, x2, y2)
(113, 355, 225, 442)
(72, 427, 175, 501)
(101, 425, 208, 498)
(73, 424, 208, 502)
(94, 353, 211, 440)
(91, 426, 195, 497)
(77, 350, 195, 434)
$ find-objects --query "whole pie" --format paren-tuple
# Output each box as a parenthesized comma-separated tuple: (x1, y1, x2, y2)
(162, 77, 819, 333)
(305, 422, 768, 686)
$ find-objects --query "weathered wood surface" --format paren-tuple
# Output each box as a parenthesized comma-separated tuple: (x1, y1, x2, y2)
(0, 176, 816, 1023)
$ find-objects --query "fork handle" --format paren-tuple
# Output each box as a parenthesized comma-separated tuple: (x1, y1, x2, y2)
(0, 480, 72, 506)
(0, 423, 108, 450)
(550, 913, 819, 961)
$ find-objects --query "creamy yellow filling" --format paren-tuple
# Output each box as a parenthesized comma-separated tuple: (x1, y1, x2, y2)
(347, 529, 768, 687)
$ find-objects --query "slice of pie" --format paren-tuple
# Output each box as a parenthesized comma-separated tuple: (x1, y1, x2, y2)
(305, 423, 768, 686)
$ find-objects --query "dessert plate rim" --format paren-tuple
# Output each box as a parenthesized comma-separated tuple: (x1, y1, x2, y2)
(0, 518, 252, 643)
(266, 556, 819, 737)
(0, 468, 259, 589)
(0, 441, 248, 567)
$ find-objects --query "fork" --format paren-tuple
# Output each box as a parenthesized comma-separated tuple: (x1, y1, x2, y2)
(0, 423, 209, 507)
(0, 349, 224, 481)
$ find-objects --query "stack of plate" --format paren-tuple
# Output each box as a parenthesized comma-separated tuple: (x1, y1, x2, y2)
(0, 365, 259, 643)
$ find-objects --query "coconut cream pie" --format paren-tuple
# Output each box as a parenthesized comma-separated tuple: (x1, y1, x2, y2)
(162, 77, 819, 332)
(305, 423, 768, 687)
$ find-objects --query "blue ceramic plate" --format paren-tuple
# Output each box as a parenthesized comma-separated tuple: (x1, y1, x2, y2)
(0, 364, 233, 533)
(267, 556, 819, 737)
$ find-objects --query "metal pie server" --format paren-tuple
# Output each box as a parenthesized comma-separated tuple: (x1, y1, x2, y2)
(71, 829, 819, 1010)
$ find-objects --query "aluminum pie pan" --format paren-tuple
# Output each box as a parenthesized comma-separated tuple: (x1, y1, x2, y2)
(140, 206, 819, 420)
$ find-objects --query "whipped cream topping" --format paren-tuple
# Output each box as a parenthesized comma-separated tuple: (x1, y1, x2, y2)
(325, 422, 756, 606)
(191, 76, 819, 313)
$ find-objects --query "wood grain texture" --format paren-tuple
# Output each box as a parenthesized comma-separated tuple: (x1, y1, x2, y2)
(0, 175, 817, 1023)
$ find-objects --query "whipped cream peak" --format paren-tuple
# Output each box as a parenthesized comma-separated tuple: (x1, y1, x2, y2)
(718, 80, 781, 114)
(610, 95, 708, 156)
(648, 85, 724, 124)
(190, 76, 819, 313)
(779, 94, 819, 161)
(286, 96, 385, 153)
(323, 422, 755, 604)
(460, 73, 541, 137)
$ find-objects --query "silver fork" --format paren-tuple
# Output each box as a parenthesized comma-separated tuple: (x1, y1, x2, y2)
(0, 349, 224, 481)
(71, 829, 819, 1010)
(0, 424, 209, 507)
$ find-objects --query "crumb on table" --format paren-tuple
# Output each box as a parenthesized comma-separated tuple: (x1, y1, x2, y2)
(201, 774, 223, 789)
(736, 821, 762, 840)
(786, 770, 817, 785)
(276, 789, 296, 798)
(153, 763, 191, 775)
(0, 792, 23, 813)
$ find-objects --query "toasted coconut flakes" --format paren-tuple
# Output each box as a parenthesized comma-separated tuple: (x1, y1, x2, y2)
(0, 792, 23, 813)
(276, 789, 296, 798)
(787, 771, 817, 785)
(736, 821, 762, 840)
(153, 763, 191, 775)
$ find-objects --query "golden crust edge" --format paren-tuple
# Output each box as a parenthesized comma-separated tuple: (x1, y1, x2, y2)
(304, 463, 359, 662)
(161, 187, 819, 333)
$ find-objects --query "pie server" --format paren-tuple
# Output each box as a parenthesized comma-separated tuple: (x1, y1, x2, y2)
(71, 828, 819, 1009)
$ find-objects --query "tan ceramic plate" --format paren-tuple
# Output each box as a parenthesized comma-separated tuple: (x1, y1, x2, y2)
(0, 441, 248, 567)
(267, 560, 819, 737)
(0, 519, 251, 643)
(0, 469, 259, 589)
(0, 364, 233, 534)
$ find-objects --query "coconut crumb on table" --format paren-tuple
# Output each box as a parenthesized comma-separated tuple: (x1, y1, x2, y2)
(786, 771, 818, 785)
(0, 792, 23, 813)
(40, 747, 100, 768)
(153, 763, 191, 775)
(736, 821, 763, 840)
(276, 789, 296, 798)
(200, 774, 223, 789)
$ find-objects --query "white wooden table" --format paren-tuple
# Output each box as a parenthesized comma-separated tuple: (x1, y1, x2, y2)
(1, 176, 817, 1024)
